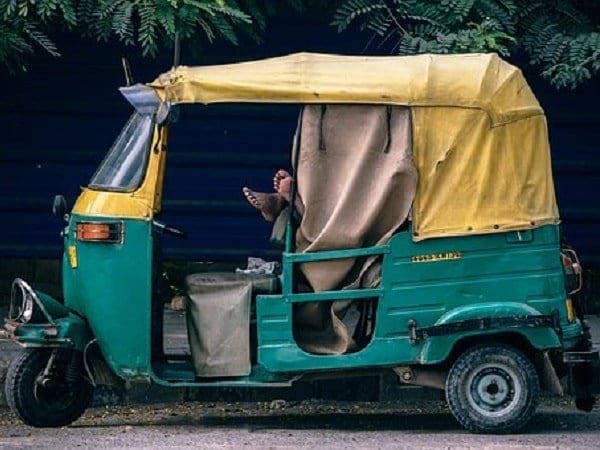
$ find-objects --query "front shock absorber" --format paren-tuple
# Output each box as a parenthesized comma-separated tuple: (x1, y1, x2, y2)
(65, 351, 83, 384)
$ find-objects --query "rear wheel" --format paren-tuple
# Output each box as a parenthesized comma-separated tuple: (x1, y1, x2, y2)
(5, 349, 94, 427)
(445, 344, 539, 434)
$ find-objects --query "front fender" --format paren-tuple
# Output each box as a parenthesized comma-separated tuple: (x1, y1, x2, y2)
(33, 290, 70, 320)
(418, 302, 562, 364)
(435, 302, 547, 324)
(6, 313, 92, 351)
(4, 283, 93, 351)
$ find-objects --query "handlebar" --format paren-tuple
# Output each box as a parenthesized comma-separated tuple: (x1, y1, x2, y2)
(152, 220, 186, 238)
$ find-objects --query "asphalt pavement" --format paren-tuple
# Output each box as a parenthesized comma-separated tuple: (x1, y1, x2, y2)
(1, 397, 600, 449)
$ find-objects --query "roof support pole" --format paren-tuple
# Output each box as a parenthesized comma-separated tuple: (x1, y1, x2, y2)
(284, 106, 305, 254)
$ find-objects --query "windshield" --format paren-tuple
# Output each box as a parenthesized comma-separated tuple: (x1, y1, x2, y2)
(89, 112, 155, 191)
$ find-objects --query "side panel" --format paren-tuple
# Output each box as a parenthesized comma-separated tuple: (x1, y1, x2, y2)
(383, 226, 565, 328)
(62, 214, 153, 377)
(257, 225, 570, 373)
(380, 225, 570, 364)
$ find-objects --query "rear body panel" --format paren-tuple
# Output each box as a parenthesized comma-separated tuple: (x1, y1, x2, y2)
(258, 225, 577, 373)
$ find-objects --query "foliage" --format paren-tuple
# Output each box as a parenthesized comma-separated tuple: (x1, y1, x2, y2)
(0, 0, 300, 71)
(0, 0, 76, 71)
(84, 1, 257, 58)
(332, 0, 600, 88)
(2, 0, 598, 89)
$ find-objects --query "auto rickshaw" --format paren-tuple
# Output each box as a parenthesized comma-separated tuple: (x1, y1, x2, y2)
(4, 52, 599, 433)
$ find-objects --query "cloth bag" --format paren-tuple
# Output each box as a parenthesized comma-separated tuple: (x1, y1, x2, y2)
(185, 275, 252, 377)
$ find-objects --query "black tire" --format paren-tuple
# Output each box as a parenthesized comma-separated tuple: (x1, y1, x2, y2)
(5, 349, 94, 428)
(445, 344, 539, 434)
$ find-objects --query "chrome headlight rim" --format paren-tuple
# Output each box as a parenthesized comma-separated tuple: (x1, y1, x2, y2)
(10, 279, 36, 323)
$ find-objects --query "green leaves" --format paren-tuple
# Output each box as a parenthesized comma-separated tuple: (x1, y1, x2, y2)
(518, 2, 600, 89)
(79, 0, 254, 56)
(333, 0, 514, 56)
(0, 0, 78, 72)
(332, 0, 386, 32)
(332, 0, 600, 89)
(541, 32, 600, 89)
(2, 0, 597, 89)
(0, 0, 266, 71)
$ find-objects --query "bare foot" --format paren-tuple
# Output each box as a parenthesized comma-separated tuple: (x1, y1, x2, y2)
(273, 171, 305, 217)
(273, 169, 292, 195)
(277, 176, 293, 202)
(242, 187, 285, 222)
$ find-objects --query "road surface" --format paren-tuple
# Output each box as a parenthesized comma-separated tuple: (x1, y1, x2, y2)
(1, 398, 599, 449)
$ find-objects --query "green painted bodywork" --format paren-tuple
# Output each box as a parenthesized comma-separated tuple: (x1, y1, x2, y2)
(62, 214, 154, 378)
(9, 312, 92, 351)
(257, 225, 578, 373)
(15, 213, 581, 386)
(34, 290, 70, 319)
(7, 288, 90, 350)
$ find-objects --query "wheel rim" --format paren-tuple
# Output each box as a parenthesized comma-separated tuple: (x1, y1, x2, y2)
(33, 369, 79, 413)
(466, 362, 522, 418)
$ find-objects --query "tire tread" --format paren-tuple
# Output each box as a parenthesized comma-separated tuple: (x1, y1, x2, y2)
(445, 344, 539, 434)
(4, 349, 93, 428)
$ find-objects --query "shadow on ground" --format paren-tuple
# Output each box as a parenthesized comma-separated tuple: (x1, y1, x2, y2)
(54, 400, 600, 434)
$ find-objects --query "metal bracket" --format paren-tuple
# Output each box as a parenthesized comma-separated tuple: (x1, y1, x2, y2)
(407, 319, 418, 344)
(563, 349, 600, 364)
(407, 314, 557, 343)
(10, 279, 56, 326)
(393, 366, 446, 390)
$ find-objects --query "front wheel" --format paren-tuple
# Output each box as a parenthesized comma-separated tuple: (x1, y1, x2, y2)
(5, 349, 94, 427)
(445, 344, 539, 434)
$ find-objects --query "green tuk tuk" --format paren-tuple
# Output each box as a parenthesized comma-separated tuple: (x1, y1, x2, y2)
(4, 52, 599, 434)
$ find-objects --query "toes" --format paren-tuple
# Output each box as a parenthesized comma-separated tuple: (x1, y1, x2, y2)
(274, 170, 293, 192)
(273, 169, 291, 190)
(273, 174, 282, 190)
(242, 187, 260, 208)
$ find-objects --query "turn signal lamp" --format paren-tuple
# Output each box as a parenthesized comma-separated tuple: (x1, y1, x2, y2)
(76, 222, 122, 243)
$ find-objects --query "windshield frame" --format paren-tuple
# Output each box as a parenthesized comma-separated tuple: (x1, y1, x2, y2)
(87, 112, 156, 193)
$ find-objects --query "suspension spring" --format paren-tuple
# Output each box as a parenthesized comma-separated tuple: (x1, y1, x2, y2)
(65, 352, 82, 384)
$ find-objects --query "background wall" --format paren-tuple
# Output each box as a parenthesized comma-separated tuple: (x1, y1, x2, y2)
(1, 14, 599, 275)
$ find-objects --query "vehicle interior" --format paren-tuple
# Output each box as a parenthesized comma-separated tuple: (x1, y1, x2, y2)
(149, 102, 416, 382)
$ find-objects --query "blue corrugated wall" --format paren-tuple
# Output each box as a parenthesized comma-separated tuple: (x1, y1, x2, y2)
(1, 16, 599, 266)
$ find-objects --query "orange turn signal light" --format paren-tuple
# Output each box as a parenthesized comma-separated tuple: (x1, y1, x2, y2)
(76, 222, 122, 243)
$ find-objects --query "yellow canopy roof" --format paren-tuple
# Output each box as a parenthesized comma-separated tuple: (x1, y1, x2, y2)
(151, 52, 542, 126)
(150, 52, 558, 241)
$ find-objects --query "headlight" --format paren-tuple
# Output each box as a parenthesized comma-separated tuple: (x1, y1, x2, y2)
(10, 279, 36, 323)
(21, 292, 34, 322)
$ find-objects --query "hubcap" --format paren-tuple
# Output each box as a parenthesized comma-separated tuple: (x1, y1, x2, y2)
(33, 371, 77, 412)
(476, 373, 509, 406)
(466, 363, 522, 418)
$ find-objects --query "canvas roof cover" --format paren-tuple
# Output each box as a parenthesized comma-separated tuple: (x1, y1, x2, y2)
(150, 52, 559, 240)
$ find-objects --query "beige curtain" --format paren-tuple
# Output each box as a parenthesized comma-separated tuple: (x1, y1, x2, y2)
(293, 105, 417, 354)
